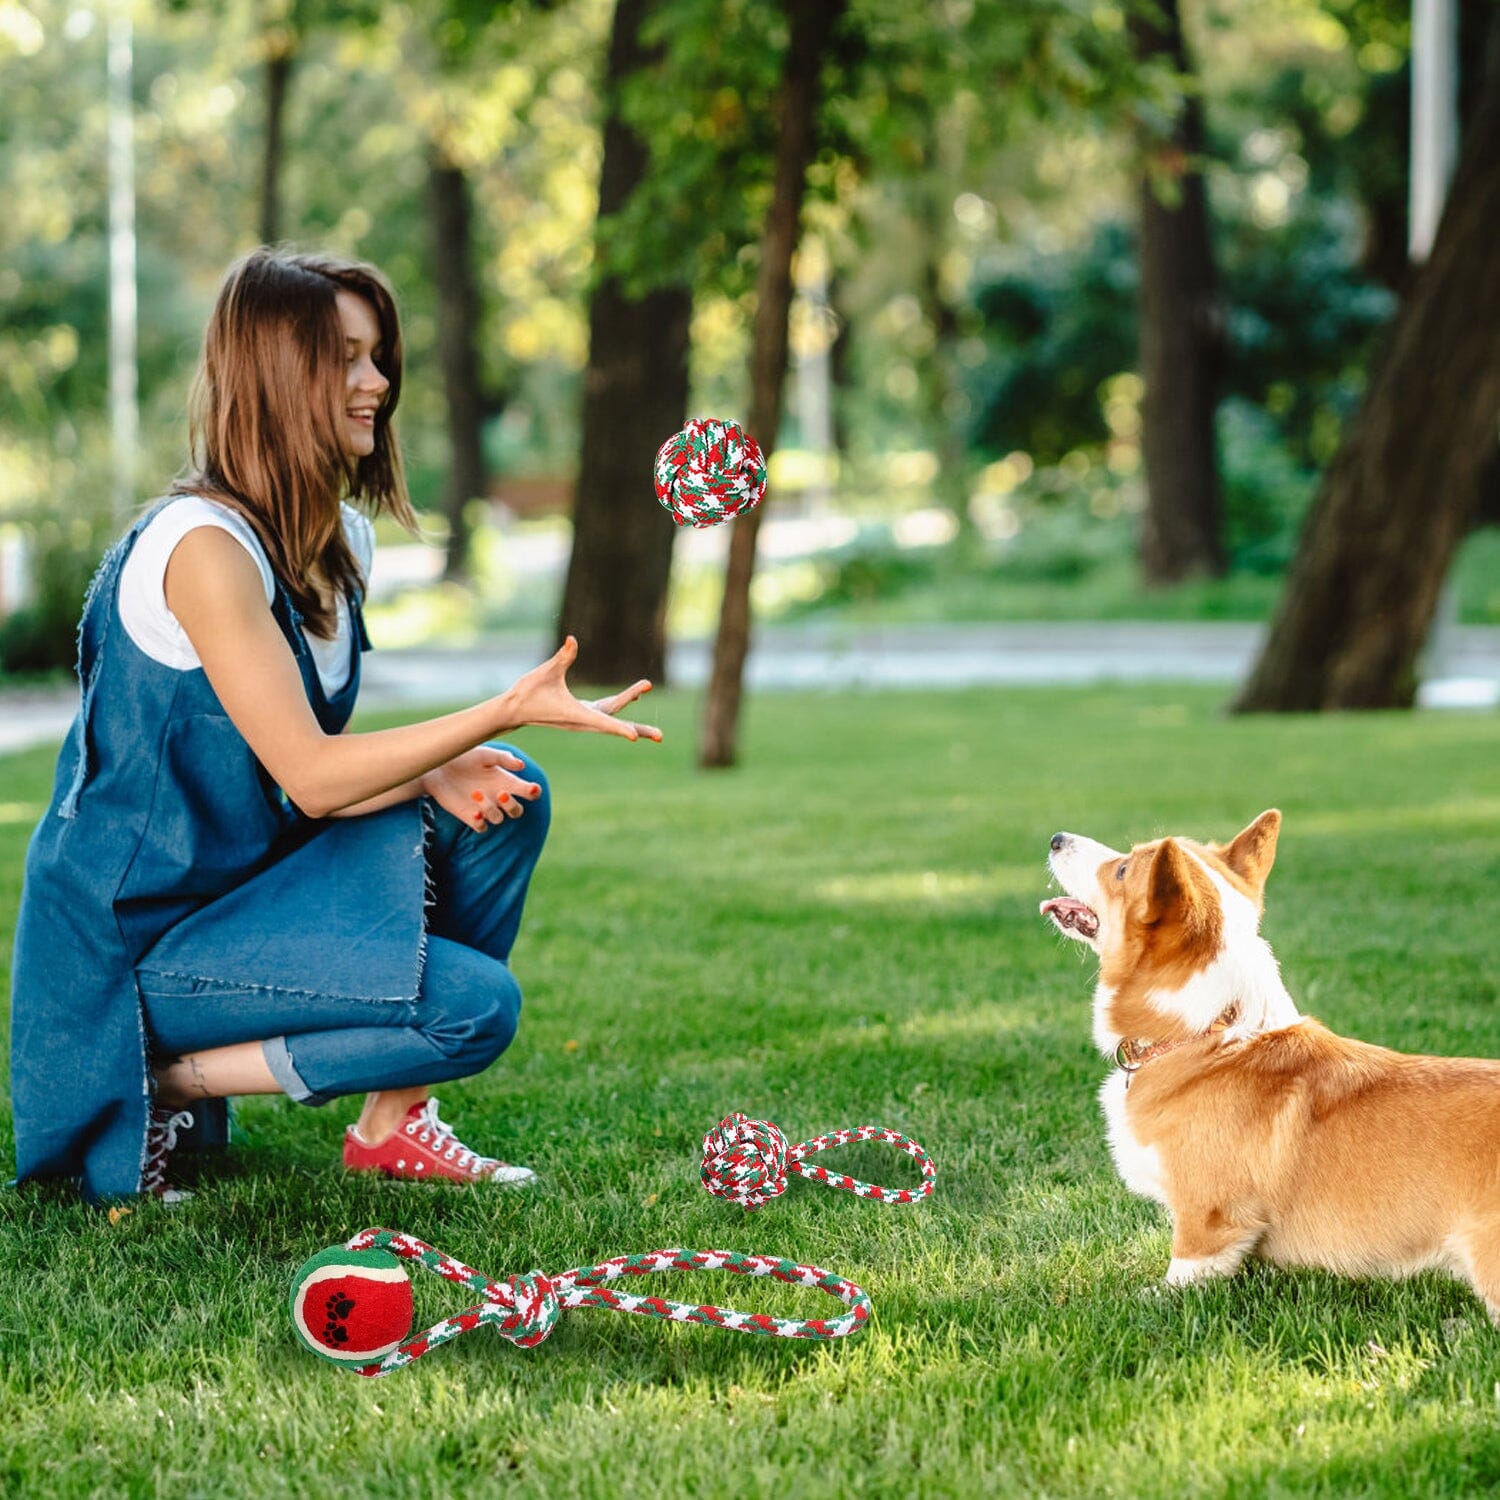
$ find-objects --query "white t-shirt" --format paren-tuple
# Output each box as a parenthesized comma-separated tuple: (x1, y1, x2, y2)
(118, 496, 375, 697)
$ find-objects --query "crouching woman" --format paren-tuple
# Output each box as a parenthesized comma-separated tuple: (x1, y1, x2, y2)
(8, 249, 658, 1203)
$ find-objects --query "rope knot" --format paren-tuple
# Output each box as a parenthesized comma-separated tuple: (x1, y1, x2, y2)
(492, 1270, 560, 1348)
(700, 1112, 789, 1210)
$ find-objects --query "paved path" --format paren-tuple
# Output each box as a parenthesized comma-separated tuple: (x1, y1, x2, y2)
(4, 621, 1498, 757)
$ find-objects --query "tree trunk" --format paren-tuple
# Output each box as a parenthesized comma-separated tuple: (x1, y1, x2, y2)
(555, 0, 691, 686)
(1132, 0, 1226, 584)
(1463, 0, 1500, 533)
(918, 175, 976, 547)
(426, 156, 488, 582)
(698, 0, 846, 768)
(260, 43, 295, 245)
(1235, 54, 1500, 712)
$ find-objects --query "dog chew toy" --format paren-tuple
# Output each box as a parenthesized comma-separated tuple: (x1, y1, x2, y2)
(653, 417, 767, 528)
(290, 1228, 872, 1376)
(701, 1113, 938, 1210)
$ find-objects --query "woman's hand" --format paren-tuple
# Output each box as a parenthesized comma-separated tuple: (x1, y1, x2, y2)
(422, 746, 543, 830)
(503, 637, 662, 742)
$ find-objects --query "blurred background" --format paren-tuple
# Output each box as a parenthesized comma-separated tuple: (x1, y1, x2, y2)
(3, 0, 1498, 761)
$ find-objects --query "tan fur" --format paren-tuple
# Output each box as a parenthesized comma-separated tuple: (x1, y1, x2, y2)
(1096, 838, 1225, 1045)
(1044, 810, 1500, 1318)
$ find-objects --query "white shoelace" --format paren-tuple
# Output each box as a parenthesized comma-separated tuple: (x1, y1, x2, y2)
(405, 1097, 497, 1175)
(143, 1107, 195, 1194)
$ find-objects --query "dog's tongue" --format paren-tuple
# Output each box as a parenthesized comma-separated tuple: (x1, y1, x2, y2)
(1040, 898, 1099, 937)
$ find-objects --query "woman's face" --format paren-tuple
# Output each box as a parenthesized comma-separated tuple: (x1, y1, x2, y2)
(336, 289, 390, 459)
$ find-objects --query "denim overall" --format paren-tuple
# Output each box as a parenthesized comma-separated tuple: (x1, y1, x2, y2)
(9, 503, 545, 1202)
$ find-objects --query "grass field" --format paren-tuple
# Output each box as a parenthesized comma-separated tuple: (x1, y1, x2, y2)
(2, 685, 1499, 1497)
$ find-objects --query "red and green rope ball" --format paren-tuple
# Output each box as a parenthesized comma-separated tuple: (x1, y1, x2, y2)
(654, 418, 767, 528)
(290, 1228, 873, 1376)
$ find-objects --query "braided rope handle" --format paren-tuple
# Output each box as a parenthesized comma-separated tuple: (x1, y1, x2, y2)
(335, 1228, 871, 1377)
(700, 1113, 938, 1210)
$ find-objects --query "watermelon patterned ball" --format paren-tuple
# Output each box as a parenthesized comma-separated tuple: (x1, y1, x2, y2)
(289, 1246, 414, 1366)
(654, 418, 767, 528)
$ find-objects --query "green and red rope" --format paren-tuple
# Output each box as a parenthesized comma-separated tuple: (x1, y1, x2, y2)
(291, 1228, 873, 1376)
(700, 1113, 937, 1210)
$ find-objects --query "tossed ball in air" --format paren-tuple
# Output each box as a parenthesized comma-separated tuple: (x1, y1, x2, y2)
(289, 1245, 414, 1366)
(654, 417, 767, 528)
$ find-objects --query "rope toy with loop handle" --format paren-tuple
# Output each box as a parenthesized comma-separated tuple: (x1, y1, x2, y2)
(701, 1113, 938, 1210)
(653, 417, 767, 528)
(290, 1228, 872, 1376)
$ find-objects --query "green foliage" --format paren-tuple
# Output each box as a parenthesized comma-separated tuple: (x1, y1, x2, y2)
(1452, 531, 1500, 626)
(968, 222, 1139, 462)
(1217, 398, 1318, 575)
(3, 688, 1500, 1493)
(0, 476, 114, 677)
(602, 0, 785, 298)
(803, 530, 950, 607)
(0, 0, 1447, 636)
(0, 524, 96, 677)
(0, 0, 606, 545)
(965, 191, 1392, 475)
(954, 14, 1403, 577)
(606, 0, 1142, 304)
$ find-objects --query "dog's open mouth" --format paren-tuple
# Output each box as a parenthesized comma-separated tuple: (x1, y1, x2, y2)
(1040, 898, 1099, 939)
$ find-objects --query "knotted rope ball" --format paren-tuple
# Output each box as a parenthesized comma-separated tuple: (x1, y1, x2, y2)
(291, 1228, 872, 1377)
(701, 1112, 938, 1210)
(654, 418, 767, 528)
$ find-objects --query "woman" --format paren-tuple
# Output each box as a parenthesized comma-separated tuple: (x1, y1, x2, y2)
(8, 249, 658, 1204)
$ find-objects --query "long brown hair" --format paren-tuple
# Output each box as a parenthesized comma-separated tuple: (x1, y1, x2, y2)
(172, 249, 416, 635)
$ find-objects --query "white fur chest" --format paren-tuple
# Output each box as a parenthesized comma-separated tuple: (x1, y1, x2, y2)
(1099, 1069, 1167, 1204)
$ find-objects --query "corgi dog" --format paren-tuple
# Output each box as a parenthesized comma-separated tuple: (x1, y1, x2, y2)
(1041, 810, 1500, 1319)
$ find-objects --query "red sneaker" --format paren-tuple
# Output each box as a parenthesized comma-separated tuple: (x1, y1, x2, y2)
(342, 1097, 536, 1186)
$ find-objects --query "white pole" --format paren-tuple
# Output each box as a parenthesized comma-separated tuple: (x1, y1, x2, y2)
(792, 239, 835, 514)
(1409, 0, 1460, 262)
(1410, 0, 1464, 691)
(107, 7, 139, 520)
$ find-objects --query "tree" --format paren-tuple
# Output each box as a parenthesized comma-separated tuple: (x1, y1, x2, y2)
(400, 0, 576, 582)
(259, 6, 298, 244)
(699, 0, 847, 768)
(426, 151, 492, 582)
(1131, 0, 1226, 583)
(1235, 42, 1500, 712)
(554, 0, 692, 687)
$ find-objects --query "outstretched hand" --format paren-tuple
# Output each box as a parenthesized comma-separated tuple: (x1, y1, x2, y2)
(505, 637, 663, 743)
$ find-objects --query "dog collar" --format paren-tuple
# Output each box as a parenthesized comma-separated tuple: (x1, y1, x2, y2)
(1114, 1007, 1239, 1084)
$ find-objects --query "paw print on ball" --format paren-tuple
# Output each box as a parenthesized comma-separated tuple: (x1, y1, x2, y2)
(289, 1246, 416, 1366)
(323, 1291, 356, 1346)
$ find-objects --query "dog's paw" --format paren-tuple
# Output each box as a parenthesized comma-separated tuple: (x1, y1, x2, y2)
(1165, 1257, 1212, 1287)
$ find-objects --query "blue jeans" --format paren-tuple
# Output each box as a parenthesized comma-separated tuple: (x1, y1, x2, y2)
(135, 760, 550, 1106)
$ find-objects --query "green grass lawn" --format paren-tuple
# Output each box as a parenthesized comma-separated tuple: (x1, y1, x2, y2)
(2, 686, 1500, 1497)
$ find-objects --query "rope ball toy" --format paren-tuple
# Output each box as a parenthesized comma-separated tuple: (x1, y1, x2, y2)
(653, 417, 767, 528)
(290, 1228, 872, 1376)
(701, 1113, 938, 1211)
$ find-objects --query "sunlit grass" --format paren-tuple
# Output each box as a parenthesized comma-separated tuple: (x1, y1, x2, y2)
(1, 685, 1498, 1496)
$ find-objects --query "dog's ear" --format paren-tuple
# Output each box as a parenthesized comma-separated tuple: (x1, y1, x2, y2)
(1146, 838, 1219, 933)
(1219, 809, 1281, 894)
